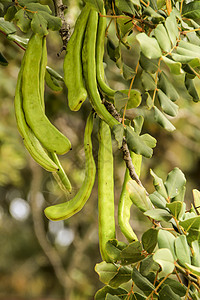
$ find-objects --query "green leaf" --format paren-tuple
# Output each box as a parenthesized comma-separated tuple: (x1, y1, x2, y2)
(191, 240, 200, 267)
(7, 34, 28, 47)
(120, 241, 145, 265)
(165, 12, 179, 46)
(31, 12, 48, 36)
(179, 40, 200, 57)
(133, 115, 144, 135)
(127, 180, 153, 212)
(95, 262, 118, 284)
(124, 293, 146, 300)
(154, 24, 171, 52)
(149, 192, 167, 209)
(158, 71, 179, 102)
(106, 295, 121, 300)
(140, 134, 156, 149)
(4, 5, 17, 21)
(136, 33, 162, 59)
(122, 63, 136, 80)
(95, 286, 128, 300)
(109, 265, 132, 288)
(132, 267, 155, 294)
(158, 285, 182, 300)
(46, 66, 64, 82)
(157, 230, 176, 260)
(182, 1, 200, 19)
(153, 106, 176, 132)
(164, 168, 186, 199)
(139, 53, 159, 73)
(141, 71, 156, 91)
(107, 39, 121, 63)
(157, 89, 179, 117)
(14, 9, 31, 33)
(39, 11, 61, 31)
(166, 202, 183, 220)
(185, 263, 200, 276)
(153, 248, 174, 277)
(143, 6, 164, 21)
(0, 17, 16, 34)
(113, 124, 124, 149)
(193, 189, 200, 214)
(26, 3, 51, 13)
(144, 208, 172, 222)
(0, 52, 8, 66)
(114, 90, 141, 111)
(175, 235, 191, 267)
(126, 127, 155, 158)
(171, 53, 197, 64)
(115, 0, 136, 14)
(161, 278, 187, 297)
(140, 255, 160, 277)
(175, 46, 200, 60)
(185, 77, 200, 102)
(45, 70, 63, 92)
(145, 92, 154, 109)
(161, 56, 182, 75)
(179, 215, 200, 231)
(105, 240, 122, 262)
(142, 228, 158, 253)
(150, 169, 168, 199)
(172, 186, 186, 203)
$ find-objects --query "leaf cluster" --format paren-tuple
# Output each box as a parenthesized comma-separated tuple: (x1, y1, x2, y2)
(95, 167, 200, 299)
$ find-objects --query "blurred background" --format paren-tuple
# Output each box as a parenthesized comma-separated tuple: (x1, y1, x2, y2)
(1, 0, 200, 299)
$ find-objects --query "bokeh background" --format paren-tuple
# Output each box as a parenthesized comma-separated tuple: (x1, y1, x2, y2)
(1, 0, 200, 299)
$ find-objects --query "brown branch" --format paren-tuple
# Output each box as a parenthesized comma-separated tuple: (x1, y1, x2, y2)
(29, 158, 72, 299)
(52, 0, 70, 55)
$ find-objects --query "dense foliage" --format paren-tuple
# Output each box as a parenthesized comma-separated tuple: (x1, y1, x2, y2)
(1, 0, 200, 299)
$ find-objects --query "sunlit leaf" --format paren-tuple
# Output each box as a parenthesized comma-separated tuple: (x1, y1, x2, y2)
(144, 208, 172, 222)
(157, 230, 176, 260)
(0, 17, 16, 34)
(164, 168, 186, 199)
(175, 235, 191, 267)
(153, 23, 171, 52)
(127, 180, 153, 212)
(149, 191, 167, 209)
(153, 248, 174, 277)
(136, 33, 162, 59)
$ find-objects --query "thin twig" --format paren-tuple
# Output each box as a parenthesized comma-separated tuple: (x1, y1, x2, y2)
(29, 159, 72, 299)
(104, 101, 149, 195)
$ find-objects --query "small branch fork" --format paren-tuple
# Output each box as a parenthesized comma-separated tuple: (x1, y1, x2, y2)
(52, 0, 70, 55)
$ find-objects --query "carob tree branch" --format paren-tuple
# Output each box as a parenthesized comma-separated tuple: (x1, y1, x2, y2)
(104, 101, 148, 195)
(52, 0, 70, 55)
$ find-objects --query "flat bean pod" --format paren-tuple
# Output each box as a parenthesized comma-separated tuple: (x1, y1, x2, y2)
(14, 63, 59, 172)
(38, 43, 72, 192)
(96, 8, 115, 99)
(63, 5, 90, 111)
(82, 10, 119, 129)
(118, 152, 142, 242)
(44, 112, 96, 221)
(98, 119, 116, 262)
(22, 33, 71, 155)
